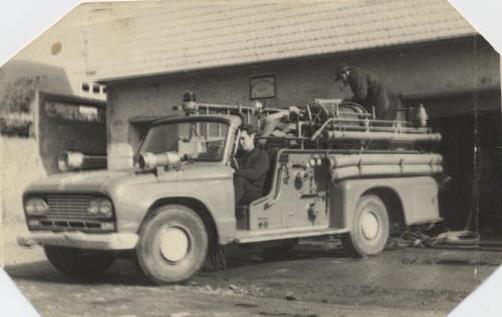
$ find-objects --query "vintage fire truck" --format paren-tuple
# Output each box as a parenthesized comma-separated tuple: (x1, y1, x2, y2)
(18, 95, 444, 284)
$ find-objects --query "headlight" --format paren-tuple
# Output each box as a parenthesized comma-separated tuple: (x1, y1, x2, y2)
(87, 198, 113, 218)
(87, 199, 100, 215)
(24, 198, 49, 215)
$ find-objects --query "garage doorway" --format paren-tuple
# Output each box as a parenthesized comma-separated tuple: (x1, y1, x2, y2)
(406, 90, 502, 235)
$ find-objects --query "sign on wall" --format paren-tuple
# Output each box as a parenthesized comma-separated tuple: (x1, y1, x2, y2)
(44, 101, 104, 122)
(250, 75, 275, 99)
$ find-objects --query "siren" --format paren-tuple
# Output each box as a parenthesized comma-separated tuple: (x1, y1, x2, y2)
(58, 151, 107, 172)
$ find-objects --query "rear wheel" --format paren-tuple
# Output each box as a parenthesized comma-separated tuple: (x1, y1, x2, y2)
(44, 246, 115, 278)
(136, 205, 208, 284)
(342, 195, 389, 257)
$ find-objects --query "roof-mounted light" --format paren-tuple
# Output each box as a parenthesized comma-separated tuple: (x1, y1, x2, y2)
(181, 90, 198, 114)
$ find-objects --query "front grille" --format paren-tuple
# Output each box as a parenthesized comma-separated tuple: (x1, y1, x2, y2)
(37, 219, 112, 232)
(40, 219, 100, 229)
(26, 194, 116, 233)
(46, 194, 90, 219)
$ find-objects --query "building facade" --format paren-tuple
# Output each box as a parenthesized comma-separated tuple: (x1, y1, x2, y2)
(84, 1, 500, 232)
(102, 37, 499, 167)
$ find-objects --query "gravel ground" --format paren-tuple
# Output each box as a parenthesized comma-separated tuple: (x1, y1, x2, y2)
(4, 230, 500, 317)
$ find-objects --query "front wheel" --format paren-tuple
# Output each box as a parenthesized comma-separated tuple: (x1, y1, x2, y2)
(44, 246, 115, 278)
(341, 195, 389, 257)
(136, 205, 208, 284)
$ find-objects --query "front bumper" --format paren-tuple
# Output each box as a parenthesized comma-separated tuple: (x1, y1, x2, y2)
(17, 231, 138, 250)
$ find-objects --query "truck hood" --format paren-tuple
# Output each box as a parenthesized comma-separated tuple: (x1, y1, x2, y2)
(24, 163, 232, 194)
(24, 169, 137, 193)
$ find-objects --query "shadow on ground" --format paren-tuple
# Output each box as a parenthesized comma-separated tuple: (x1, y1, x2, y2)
(6, 240, 350, 286)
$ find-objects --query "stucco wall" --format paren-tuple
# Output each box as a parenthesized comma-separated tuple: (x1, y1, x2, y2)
(1, 92, 107, 223)
(0, 137, 47, 223)
(106, 38, 500, 169)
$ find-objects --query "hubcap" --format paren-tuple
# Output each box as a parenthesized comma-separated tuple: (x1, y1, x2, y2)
(159, 226, 189, 262)
(361, 211, 379, 240)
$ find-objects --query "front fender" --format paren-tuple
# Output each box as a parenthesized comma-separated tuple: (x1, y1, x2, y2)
(108, 168, 236, 244)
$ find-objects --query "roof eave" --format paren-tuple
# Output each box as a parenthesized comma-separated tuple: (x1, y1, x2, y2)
(95, 33, 478, 85)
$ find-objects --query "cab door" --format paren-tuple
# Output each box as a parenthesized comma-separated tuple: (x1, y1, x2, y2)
(247, 150, 330, 232)
(280, 152, 329, 229)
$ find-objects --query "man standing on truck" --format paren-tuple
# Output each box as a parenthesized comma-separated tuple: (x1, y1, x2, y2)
(234, 125, 270, 204)
(334, 63, 402, 120)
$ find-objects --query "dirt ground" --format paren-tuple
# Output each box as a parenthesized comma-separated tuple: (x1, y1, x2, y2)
(4, 226, 500, 317)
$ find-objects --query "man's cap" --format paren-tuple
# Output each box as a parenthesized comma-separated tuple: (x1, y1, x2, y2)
(333, 63, 352, 81)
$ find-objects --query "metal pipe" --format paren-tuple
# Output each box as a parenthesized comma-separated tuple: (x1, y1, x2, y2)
(310, 118, 333, 141)
(327, 120, 431, 133)
(331, 164, 443, 181)
(328, 153, 443, 168)
(326, 131, 442, 143)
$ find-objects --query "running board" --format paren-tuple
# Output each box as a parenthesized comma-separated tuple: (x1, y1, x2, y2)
(234, 227, 349, 244)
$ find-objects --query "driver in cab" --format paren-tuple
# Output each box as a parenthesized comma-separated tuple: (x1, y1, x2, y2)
(234, 125, 270, 205)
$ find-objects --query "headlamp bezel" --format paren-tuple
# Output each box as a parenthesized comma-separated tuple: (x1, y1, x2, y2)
(87, 197, 114, 218)
(24, 197, 49, 215)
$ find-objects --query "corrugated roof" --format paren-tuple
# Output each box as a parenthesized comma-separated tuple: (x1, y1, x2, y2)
(85, 0, 476, 82)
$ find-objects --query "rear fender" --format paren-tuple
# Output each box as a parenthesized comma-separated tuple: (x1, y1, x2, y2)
(329, 176, 440, 229)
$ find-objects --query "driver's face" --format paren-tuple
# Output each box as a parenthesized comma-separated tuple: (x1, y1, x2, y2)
(239, 131, 255, 152)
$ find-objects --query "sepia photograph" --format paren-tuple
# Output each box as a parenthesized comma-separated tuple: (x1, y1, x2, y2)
(1, 0, 501, 316)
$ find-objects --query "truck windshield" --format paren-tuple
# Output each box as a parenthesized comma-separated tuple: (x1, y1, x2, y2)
(138, 120, 229, 162)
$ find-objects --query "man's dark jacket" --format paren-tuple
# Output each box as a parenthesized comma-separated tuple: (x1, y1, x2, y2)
(235, 148, 270, 194)
(346, 67, 401, 120)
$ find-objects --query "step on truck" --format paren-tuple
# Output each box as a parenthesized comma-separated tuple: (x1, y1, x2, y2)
(18, 94, 443, 284)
